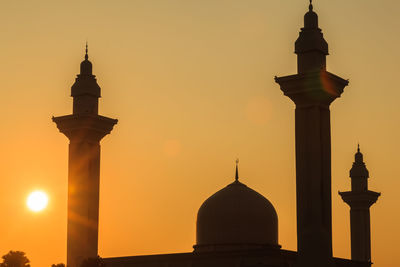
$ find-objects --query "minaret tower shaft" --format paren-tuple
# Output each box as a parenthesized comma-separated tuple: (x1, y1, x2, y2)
(53, 46, 117, 267)
(339, 146, 380, 263)
(275, 2, 348, 266)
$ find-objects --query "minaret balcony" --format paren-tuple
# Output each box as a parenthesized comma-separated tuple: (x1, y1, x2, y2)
(275, 70, 348, 106)
(53, 114, 118, 143)
(339, 190, 381, 209)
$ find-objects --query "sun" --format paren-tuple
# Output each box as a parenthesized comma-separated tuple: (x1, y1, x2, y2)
(27, 191, 48, 212)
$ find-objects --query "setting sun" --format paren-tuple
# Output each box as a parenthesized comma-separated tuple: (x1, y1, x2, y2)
(27, 191, 48, 212)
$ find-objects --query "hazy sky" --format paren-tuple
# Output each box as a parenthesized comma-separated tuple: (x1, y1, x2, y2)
(0, 0, 399, 266)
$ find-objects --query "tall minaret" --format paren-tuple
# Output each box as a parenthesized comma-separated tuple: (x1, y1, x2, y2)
(339, 146, 380, 262)
(53, 45, 118, 267)
(275, 2, 348, 266)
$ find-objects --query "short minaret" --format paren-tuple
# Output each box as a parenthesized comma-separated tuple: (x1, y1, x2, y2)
(275, 2, 348, 267)
(53, 45, 118, 267)
(339, 146, 380, 263)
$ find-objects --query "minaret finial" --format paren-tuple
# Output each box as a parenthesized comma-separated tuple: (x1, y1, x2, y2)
(85, 41, 88, 60)
(309, 0, 313, 11)
(357, 143, 360, 153)
(235, 158, 239, 181)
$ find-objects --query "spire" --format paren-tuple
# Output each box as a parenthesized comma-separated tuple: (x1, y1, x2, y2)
(85, 41, 89, 61)
(235, 159, 239, 181)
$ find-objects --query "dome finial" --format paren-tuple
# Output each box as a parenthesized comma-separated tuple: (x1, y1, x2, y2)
(235, 158, 239, 181)
(85, 41, 89, 60)
(309, 0, 313, 11)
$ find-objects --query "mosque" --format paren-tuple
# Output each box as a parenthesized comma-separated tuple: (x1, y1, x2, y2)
(53, 2, 380, 267)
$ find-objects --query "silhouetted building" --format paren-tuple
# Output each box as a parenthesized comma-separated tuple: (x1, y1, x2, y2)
(53, 45, 117, 267)
(103, 165, 368, 267)
(340, 146, 380, 263)
(53, 3, 378, 267)
(275, 2, 348, 266)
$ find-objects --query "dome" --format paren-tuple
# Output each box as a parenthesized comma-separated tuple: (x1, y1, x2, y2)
(194, 178, 279, 252)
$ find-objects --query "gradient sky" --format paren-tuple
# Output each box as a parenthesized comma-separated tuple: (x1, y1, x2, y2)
(0, 0, 399, 266)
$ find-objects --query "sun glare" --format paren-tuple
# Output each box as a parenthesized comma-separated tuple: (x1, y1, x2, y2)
(27, 191, 48, 212)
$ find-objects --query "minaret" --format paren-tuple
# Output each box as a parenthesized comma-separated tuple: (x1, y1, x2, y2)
(339, 146, 380, 262)
(275, 2, 349, 266)
(53, 45, 118, 267)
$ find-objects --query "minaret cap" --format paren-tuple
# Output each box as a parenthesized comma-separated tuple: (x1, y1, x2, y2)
(350, 144, 369, 179)
(355, 144, 364, 163)
(304, 0, 318, 29)
(80, 42, 93, 76)
(294, 0, 328, 73)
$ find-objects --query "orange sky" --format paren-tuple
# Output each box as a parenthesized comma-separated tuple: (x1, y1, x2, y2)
(0, 1, 399, 266)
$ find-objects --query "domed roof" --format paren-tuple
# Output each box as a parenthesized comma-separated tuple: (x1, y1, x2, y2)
(194, 166, 279, 252)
